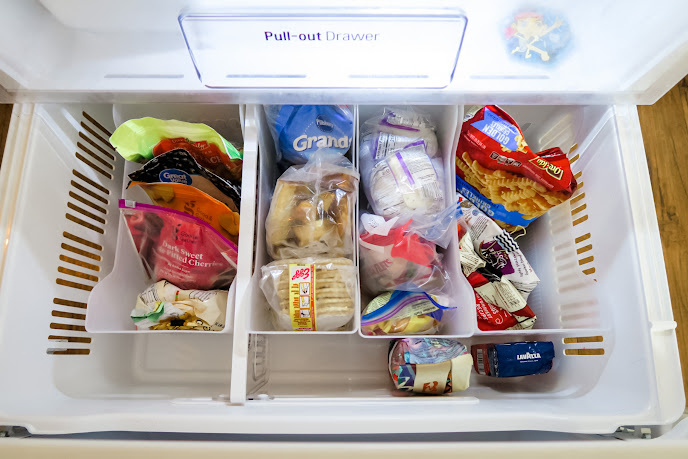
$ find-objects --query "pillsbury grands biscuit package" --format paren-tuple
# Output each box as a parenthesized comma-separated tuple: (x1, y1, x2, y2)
(264, 105, 354, 165)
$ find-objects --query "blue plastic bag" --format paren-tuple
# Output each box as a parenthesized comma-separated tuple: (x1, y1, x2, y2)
(264, 105, 354, 165)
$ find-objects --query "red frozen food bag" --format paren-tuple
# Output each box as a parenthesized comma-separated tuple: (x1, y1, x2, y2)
(120, 200, 238, 290)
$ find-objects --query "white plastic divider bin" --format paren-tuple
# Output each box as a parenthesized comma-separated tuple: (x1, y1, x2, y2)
(355, 104, 474, 338)
(247, 105, 362, 334)
(86, 104, 250, 333)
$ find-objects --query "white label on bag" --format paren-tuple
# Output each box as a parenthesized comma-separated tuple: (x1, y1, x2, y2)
(179, 13, 467, 88)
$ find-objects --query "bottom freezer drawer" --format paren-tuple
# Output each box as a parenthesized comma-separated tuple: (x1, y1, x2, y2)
(0, 102, 682, 436)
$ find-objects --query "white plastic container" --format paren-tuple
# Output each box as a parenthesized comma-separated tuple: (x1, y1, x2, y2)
(0, 0, 686, 445)
(85, 104, 248, 333)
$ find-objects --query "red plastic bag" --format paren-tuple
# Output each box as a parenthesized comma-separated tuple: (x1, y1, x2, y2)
(120, 200, 238, 290)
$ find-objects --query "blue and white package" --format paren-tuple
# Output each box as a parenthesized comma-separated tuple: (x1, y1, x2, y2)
(471, 341, 554, 377)
(265, 105, 353, 164)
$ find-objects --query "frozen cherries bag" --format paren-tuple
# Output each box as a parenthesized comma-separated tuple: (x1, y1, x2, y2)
(120, 200, 238, 290)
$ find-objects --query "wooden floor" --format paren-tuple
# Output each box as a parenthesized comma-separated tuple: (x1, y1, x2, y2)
(0, 88, 687, 403)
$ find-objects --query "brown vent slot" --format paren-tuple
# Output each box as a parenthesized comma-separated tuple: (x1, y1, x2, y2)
(582, 267, 596, 275)
(61, 243, 102, 261)
(47, 349, 91, 355)
(569, 153, 580, 164)
(63, 231, 103, 251)
(569, 144, 578, 153)
(72, 170, 110, 196)
(50, 322, 87, 332)
(70, 180, 109, 205)
(564, 336, 603, 343)
(578, 256, 594, 265)
(565, 348, 605, 356)
(69, 191, 107, 214)
(52, 310, 86, 320)
(53, 298, 87, 309)
(571, 203, 587, 216)
(78, 131, 116, 162)
(67, 202, 106, 225)
(574, 171, 582, 179)
(80, 122, 116, 157)
(59, 254, 100, 272)
(75, 152, 113, 179)
(575, 233, 591, 244)
(77, 142, 114, 170)
(83, 111, 113, 137)
(570, 192, 586, 205)
(57, 266, 99, 282)
(48, 335, 92, 344)
(576, 244, 593, 255)
(56, 278, 93, 292)
(65, 213, 105, 234)
(572, 214, 589, 226)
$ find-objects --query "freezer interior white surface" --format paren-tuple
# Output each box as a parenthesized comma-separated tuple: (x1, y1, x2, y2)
(0, 101, 683, 435)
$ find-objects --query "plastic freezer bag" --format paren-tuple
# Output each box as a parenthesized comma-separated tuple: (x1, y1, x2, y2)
(364, 141, 445, 221)
(260, 258, 357, 331)
(361, 290, 455, 336)
(110, 117, 243, 181)
(265, 151, 359, 259)
(358, 213, 452, 295)
(120, 200, 238, 291)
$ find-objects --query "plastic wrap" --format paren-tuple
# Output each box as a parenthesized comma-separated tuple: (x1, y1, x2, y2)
(265, 152, 359, 259)
(388, 338, 472, 394)
(130, 280, 227, 331)
(260, 258, 357, 331)
(359, 213, 451, 295)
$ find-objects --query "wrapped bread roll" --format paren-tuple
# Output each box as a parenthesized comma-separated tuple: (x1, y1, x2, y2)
(266, 152, 359, 259)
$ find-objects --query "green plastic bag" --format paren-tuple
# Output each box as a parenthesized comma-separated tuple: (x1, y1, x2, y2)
(110, 117, 242, 164)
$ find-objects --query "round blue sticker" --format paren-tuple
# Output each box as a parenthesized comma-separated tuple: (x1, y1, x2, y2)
(159, 168, 192, 185)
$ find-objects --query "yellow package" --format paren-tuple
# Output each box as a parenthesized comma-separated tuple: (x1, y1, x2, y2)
(132, 182, 240, 244)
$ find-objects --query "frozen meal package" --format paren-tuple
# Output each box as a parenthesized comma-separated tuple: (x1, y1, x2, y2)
(361, 290, 456, 336)
(364, 141, 445, 220)
(128, 149, 241, 211)
(260, 258, 357, 331)
(130, 280, 227, 331)
(468, 271, 537, 330)
(456, 105, 577, 230)
(359, 213, 451, 295)
(264, 105, 353, 165)
(389, 338, 473, 394)
(472, 341, 555, 377)
(359, 106, 439, 165)
(111, 117, 243, 181)
(266, 151, 359, 259)
(132, 182, 240, 244)
(457, 193, 539, 299)
(120, 200, 238, 291)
